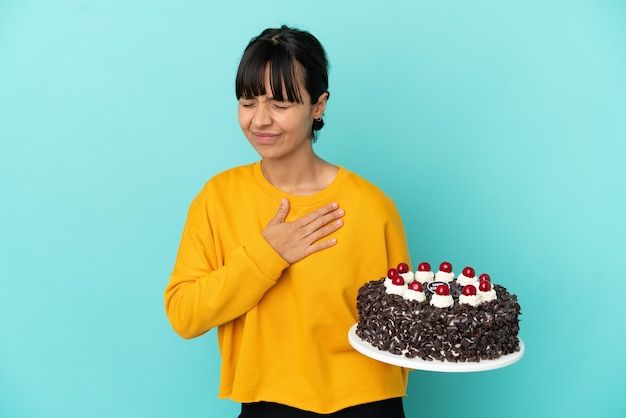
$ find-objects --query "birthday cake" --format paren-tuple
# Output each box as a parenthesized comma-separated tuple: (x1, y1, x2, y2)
(355, 261, 521, 362)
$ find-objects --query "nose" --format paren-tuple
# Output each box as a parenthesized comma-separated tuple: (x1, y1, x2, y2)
(251, 102, 272, 127)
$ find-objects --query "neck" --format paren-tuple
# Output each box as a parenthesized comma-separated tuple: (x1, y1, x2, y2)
(260, 154, 337, 196)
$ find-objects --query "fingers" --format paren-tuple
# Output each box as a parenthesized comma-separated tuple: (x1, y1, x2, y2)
(268, 198, 290, 225)
(293, 202, 344, 258)
(303, 236, 338, 257)
(301, 221, 342, 257)
(302, 213, 344, 243)
(297, 202, 345, 234)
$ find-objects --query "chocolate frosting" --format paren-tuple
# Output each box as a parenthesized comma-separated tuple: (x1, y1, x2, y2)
(356, 279, 521, 362)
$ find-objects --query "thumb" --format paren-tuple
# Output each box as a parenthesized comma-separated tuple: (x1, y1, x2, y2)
(268, 198, 290, 225)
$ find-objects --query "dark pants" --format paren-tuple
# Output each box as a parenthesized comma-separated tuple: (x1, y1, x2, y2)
(238, 397, 405, 418)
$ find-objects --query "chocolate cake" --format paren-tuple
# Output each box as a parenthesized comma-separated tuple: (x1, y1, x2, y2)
(355, 262, 521, 362)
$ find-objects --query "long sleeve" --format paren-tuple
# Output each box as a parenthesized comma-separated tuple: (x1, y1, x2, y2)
(164, 175, 289, 339)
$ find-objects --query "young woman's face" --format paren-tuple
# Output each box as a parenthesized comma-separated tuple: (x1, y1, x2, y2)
(237, 66, 326, 162)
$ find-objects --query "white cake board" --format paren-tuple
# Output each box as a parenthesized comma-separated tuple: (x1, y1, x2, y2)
(348, 324, 524, 373)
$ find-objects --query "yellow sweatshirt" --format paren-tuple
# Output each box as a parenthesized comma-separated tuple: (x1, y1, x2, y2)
(165, 162, 410, 413)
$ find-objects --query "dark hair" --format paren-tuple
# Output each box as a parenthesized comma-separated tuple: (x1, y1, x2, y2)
(235, 25, 330, 141)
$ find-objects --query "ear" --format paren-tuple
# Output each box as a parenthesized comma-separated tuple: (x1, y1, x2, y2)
(312, 92, 329, 119)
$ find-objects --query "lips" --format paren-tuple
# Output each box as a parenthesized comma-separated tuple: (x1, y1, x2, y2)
(252, 131, 280, 145)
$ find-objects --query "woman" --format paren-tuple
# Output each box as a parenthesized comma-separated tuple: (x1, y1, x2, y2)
(165, 26, 410, 417)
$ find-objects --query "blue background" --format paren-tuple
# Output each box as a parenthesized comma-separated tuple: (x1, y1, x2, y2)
(1, 1, 625, 417)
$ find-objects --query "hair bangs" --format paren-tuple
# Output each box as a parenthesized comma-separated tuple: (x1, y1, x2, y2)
(236, 42, 303, 103)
